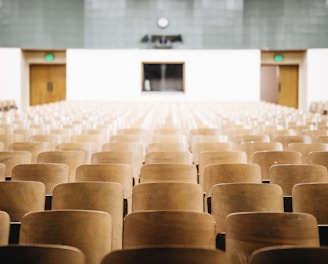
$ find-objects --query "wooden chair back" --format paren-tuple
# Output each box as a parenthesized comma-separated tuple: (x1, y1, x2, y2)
(302, 129, 328, 142)
(240, 142, 283, 163)
(233, 135, 270, 146)
(149, 134, 188, 144)
(52, 182, 124, 250)
(101, 247, 230, 264)
(192, 142, 235, 165)
(0, 142, 4, 151)
(19, 210, 112, 264)
(225, 212, 320, 264)
(316, 135, 328, 143)
(70, 134, 107, 152)
(10, 141, 52, 163)
(56, 142, 97, 163)
(144, 151, 193, 165)
(288, 143, 328, 163)
(0, 163, 5, 181)
(252, 151, 302, 181)
(101, 142, 144, 168)
(37, 151, 85, 182)
(199, 151, 247, 188)
(0, 181, 45, 221)
(203, 163, 262, 197)
(132, 182, 203, 212)
(75, 164, 133, 202)
(91, 151, 140, 183)
(0, 244, 85, 264)
(139, 164, 197, 184)
(0, 151, 32, 177)
(0, 211, 10, 245)
(110, 135, 145, 146)
(250, 245, 328, 264)
(210, 183, 284, 233)
(292, 183, 328, 224)
(29, 134, 65, 150)
(147, 142, 189, 152)
(12, 163, 69, 194)
(273, 135, 311, 150)
(123, 211, 216, 249)
(190, 134, 229, 152)
(308, 151, 328, 169)
(269, 164, 328, 195)
(0, 134, 25, 151)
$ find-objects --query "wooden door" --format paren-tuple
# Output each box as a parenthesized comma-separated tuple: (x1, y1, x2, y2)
(261, 65, 298, 109)
(278, 65, 298, 108)
(30, 64, 66, 106)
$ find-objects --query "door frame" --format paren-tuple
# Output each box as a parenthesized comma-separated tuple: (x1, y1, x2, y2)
(22, 50, 66, 108)
(261, 50, 306, 110)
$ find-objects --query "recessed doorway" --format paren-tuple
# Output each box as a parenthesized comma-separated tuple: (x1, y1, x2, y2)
(261, 50, 305, 109)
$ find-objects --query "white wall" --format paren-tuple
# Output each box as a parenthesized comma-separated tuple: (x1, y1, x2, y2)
(306, 49, 328, 108)
(0, 48, 22, 107)
(67, 49, 261, 102)
(3, 48, 328, 111)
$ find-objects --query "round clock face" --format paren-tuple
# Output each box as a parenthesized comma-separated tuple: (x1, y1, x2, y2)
(157, 17, 169, 29)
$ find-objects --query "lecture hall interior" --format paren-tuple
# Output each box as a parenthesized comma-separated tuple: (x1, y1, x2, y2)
(1, 1, 328, 264)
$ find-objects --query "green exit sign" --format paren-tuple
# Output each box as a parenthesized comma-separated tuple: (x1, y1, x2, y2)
(44, 53, 54, 61)
(274, 54, 284, 62)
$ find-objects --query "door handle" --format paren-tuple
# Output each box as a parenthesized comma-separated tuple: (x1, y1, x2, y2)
(47, 82, 53, 92)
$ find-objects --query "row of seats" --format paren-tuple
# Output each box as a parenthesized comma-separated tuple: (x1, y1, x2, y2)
(310, 101, 328, 115)
(1, 145, 327, 189)
(0, 206, 327, 264)
(0, 100, 328, 263)
(0, 100, 17, 112)
(0, 243, 327, 264)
